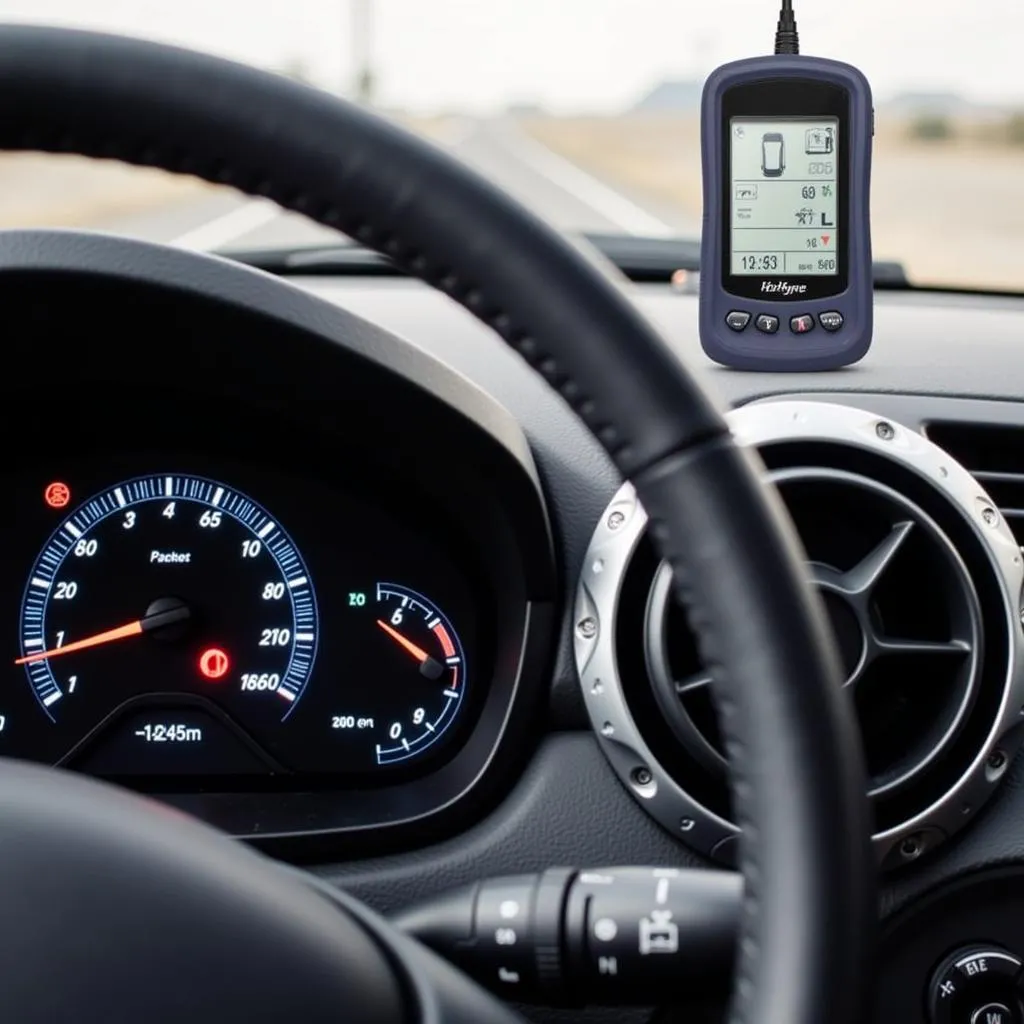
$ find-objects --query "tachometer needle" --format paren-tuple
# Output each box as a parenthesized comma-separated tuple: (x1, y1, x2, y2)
(376, 619, 445, 680)
(15, 604, 190, 665)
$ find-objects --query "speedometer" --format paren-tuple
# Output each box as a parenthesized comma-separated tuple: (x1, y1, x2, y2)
(17, 474, 319, 770)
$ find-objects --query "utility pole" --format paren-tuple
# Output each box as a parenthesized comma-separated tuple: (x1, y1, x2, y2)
(352, 0, 374, 104)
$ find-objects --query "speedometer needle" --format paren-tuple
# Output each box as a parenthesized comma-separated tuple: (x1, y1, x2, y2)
(15, 604, 190, 665)
(376, 619, 445, 680)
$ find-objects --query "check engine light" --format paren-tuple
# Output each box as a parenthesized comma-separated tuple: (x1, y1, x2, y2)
(199, 647, 230, 680)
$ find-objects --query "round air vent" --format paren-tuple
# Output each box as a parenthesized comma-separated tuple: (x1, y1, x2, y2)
(575, 401, 1024, 869)
(648, 467, 982, 796)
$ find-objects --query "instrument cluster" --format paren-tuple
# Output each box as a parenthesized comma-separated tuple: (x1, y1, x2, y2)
(2, 458, 485, 790)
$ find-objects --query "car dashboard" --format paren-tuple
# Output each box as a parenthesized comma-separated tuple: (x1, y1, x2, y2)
(6, 230, 1024, 1022)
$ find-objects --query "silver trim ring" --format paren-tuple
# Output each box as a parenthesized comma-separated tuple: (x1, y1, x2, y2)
(574, 400, 1024, 867)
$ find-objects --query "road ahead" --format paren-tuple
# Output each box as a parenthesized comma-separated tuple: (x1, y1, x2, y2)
(92, 119, 698, 251)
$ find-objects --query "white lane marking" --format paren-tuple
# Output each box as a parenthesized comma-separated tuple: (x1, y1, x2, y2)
(488, 121, 673, 237)
(170, 199, 281, 250)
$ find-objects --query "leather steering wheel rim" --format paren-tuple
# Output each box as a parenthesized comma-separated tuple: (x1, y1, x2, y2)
(0, 25, 874, 1024)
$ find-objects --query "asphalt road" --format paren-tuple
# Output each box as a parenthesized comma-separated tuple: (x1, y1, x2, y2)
(93, 119, 698, 251)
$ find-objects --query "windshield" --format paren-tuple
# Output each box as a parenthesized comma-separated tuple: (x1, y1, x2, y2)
(0, 0, 1020, 292)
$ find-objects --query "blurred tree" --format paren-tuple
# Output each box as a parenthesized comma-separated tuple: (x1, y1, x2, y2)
(907, 115, 953, 141)
(1004, 112, 1024, 146)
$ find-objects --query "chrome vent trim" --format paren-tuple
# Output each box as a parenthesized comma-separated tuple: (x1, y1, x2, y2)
(575, 401, 1024, 869)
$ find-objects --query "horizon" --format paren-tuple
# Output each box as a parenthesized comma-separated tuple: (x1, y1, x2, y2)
(0, 1, 1020, 115)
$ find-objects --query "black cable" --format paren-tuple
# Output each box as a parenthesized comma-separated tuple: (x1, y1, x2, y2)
(774, 0, 800, 54)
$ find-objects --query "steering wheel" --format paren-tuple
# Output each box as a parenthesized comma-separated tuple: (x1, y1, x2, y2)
(0, 26, 873, 1024)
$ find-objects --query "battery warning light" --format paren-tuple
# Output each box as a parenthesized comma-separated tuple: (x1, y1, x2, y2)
(198, 647, 230, 680)
(44, 482, 71, 509)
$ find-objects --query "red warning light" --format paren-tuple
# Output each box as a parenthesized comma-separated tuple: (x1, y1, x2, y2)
(198, 647, 230, 681)
(44, 481, 71, 509)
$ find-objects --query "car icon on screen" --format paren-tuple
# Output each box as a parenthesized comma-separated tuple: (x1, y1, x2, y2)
(761, 132, 785, 177)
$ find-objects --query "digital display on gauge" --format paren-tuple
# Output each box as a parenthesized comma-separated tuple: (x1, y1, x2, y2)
(729, 116, 839, 276)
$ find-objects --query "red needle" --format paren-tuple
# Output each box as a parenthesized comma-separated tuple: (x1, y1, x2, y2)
(376, 618, 430, 663)
(15, 620, 142, 665)
(15, 602, 190, 666)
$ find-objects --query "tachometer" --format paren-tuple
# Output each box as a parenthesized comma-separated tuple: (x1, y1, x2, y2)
(340, 583, 467, 765)
(17, 474, 318, 768)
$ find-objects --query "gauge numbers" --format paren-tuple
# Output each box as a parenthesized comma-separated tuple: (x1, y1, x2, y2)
(18, 475, 319, 731)
(343, 583, 467, 765)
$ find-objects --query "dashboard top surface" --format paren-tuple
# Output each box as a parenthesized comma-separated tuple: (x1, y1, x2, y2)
(295, 279, 1024, 423)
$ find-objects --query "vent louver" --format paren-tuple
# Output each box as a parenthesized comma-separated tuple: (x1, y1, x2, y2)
(926, 422, 1024, 546)
(646, 467, 982, 813)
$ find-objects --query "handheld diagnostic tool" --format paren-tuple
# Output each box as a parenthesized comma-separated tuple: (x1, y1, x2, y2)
(699, 1, 874, 370)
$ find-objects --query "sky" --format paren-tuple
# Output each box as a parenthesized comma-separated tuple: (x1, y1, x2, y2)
(0, 0, 1020, 114)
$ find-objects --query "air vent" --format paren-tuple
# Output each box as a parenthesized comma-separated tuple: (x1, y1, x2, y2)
(576, 401, 1024, 870)
(646, 468, 982, 807)
(926, 422, 1024, 546)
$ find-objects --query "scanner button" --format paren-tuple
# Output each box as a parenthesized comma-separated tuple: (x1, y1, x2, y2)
(790, 314, 815, 334)
(725, 311, 751, 332)
(819, 310, 845, 332)
(755, 314, 780, 334)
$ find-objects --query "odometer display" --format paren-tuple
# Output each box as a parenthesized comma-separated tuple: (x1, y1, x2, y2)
(17, 475, 319, 771)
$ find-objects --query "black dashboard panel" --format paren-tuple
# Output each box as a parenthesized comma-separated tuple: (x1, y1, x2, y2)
(0, 232, 555, 854)
(876, 865, 1024, 1023)
(282, 275, 1024, 1021)
(7, 230, 1024, 1022)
